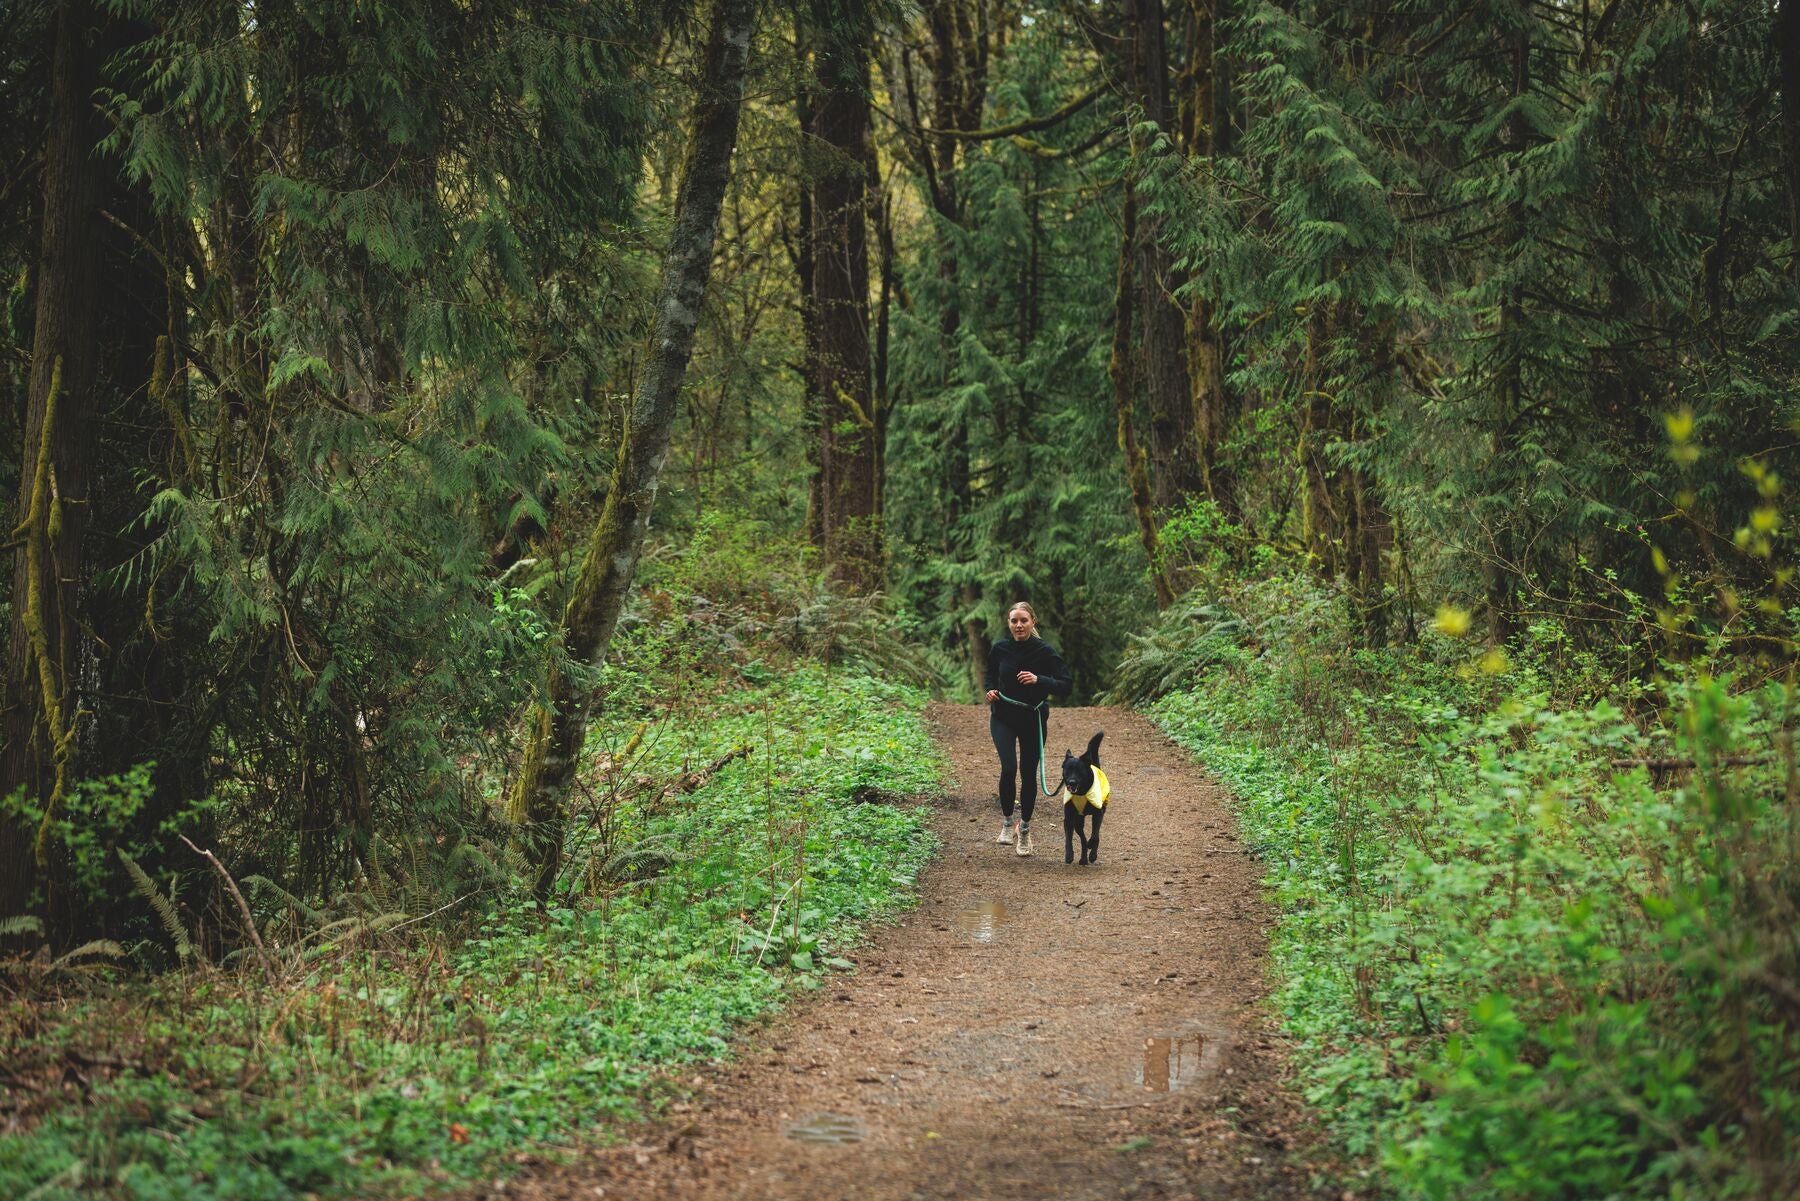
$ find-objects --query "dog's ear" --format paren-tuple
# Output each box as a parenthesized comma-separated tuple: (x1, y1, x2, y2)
(1085, 731, 1104, 766)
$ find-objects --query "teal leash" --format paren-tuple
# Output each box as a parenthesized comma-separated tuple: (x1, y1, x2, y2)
(996, 691, 1062, 799)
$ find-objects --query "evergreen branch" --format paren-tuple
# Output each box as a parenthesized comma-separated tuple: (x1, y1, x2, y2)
(919, 85, 1107, 142)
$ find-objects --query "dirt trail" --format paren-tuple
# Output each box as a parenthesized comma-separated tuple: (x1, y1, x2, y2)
(496, 705, 1322, 1200)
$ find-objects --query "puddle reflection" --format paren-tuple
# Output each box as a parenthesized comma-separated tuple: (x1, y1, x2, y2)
(786, 1112, 868, 1144)
(955, 898, 1012, 943)
(1138, 1033, 1207, 1092)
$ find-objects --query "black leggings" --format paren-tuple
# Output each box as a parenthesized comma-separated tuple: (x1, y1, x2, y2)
(991, 704, 1049, 824)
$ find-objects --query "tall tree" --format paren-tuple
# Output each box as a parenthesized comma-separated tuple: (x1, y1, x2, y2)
(3, 3, 109, 921)
(1126, 0, 1200, 511)
(808, 0, 880, 587)
(1109, 182, 1177, 607)
(894, 0, 995, 690)
(510, 0, 754, 900)
(0, 0, 665, 926)
(1779, 0, 1800, 303)
(1175, 0, 1235, 511)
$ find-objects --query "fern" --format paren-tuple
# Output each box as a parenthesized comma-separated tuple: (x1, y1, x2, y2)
(0, 915, 46, 940)
(53, 940, 126, 970)
(242, 875, 324, 927)
(592, 832, 683, 887)
(118, 849, 192, 963)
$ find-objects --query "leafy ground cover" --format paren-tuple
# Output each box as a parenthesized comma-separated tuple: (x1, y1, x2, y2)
(0, 665, 942, 1200)
(1124, 576, 1797, 1200)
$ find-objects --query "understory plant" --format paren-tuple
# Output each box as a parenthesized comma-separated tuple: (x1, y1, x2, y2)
(1, 599, 943, 1200)
(1125, 572, 1798, 1200)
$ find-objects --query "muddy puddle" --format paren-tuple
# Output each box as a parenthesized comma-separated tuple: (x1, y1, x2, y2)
(1135, 1032, 1217, 1092)
(786, 1113, 868, 1145)
(955, 898, 1013, 943)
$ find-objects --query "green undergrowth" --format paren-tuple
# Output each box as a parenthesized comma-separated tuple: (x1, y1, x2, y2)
(1129, 575, 1797, 1200)
(1, 666, 942, 1200)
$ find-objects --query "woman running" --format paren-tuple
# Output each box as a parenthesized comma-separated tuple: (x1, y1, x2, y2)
(985, 601, 1072, 856)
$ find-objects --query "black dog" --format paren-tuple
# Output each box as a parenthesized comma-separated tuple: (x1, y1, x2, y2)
(1061, 731, 1110, 865)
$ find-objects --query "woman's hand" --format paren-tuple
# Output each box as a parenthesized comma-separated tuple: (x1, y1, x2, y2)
(986, 689, 999, 703)
(1016, 670, 1038, 686)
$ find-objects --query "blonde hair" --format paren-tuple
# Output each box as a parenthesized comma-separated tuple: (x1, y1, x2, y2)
(1006, 601, 1038, 624)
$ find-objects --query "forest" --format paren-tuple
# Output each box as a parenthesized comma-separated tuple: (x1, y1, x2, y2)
(2, 0, 1797, 1198)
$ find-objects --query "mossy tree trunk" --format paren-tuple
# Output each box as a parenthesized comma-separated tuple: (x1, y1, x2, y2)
(1, 3, 106, 923)
(510, 0, 755, 902)
(1177, 0, 1236, 515)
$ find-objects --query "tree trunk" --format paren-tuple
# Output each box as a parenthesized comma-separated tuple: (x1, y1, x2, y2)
(811, 0, 879, 590)
(1178, 1, 1235, 513)
(1110, 183, 1176, 608)
(1485, 27, 1533, 645)
(1776, 0, 1800, 303)
(2, 3, 106, 922)
(795, 17, 826, 549)
(889, 6, 993, 690)
(510, 0, 754, 902)
(1129, 0, 1200, 512)
(873, 180, 895, 530)
(1297, 311, 1339, 573)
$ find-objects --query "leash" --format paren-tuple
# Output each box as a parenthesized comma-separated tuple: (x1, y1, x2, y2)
(996, 691, 1065, 798)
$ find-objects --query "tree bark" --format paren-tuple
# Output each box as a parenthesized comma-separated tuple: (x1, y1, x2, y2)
(810, 0, 879, 590)
(1110, 183, 1176, 608)
(1128, 0, 1201, 512)
(795, 17, 826, 548)
(510, 0, 754, 902)
(1298, 310, 1339, 573)
(1776, 0, 1800, 303)
(2, 3, 106, 921)
(1178, 1, 1235, 513)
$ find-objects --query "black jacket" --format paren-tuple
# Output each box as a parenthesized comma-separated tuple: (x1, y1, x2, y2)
(985, 635, 1072, 708)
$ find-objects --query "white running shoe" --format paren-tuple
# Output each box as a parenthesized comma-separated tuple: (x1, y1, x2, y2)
(1015, 822, 1033, 856)
(996, 817, 1016, 845)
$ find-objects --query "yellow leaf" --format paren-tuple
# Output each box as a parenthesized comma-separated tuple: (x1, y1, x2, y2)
(1433, 605, 1472, 637)
(1664, 406, 1694, 443)
(1650, 546, 1669, 575)
(1751, 507, 1780, 534)
(1478, 647, 1509, 675)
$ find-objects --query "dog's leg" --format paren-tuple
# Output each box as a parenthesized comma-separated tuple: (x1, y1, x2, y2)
(1086, 809, 1104, 864)
(1063, 800, 1078, 864)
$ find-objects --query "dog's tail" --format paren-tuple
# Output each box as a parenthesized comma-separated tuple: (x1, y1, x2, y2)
(1085, 730, 1104, 765)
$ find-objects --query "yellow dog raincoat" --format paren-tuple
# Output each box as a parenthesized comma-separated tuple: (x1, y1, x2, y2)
(1065, 766, 1110, 814)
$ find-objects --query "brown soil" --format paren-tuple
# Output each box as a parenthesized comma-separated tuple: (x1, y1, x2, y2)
(488, 704, 1332, 1201)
